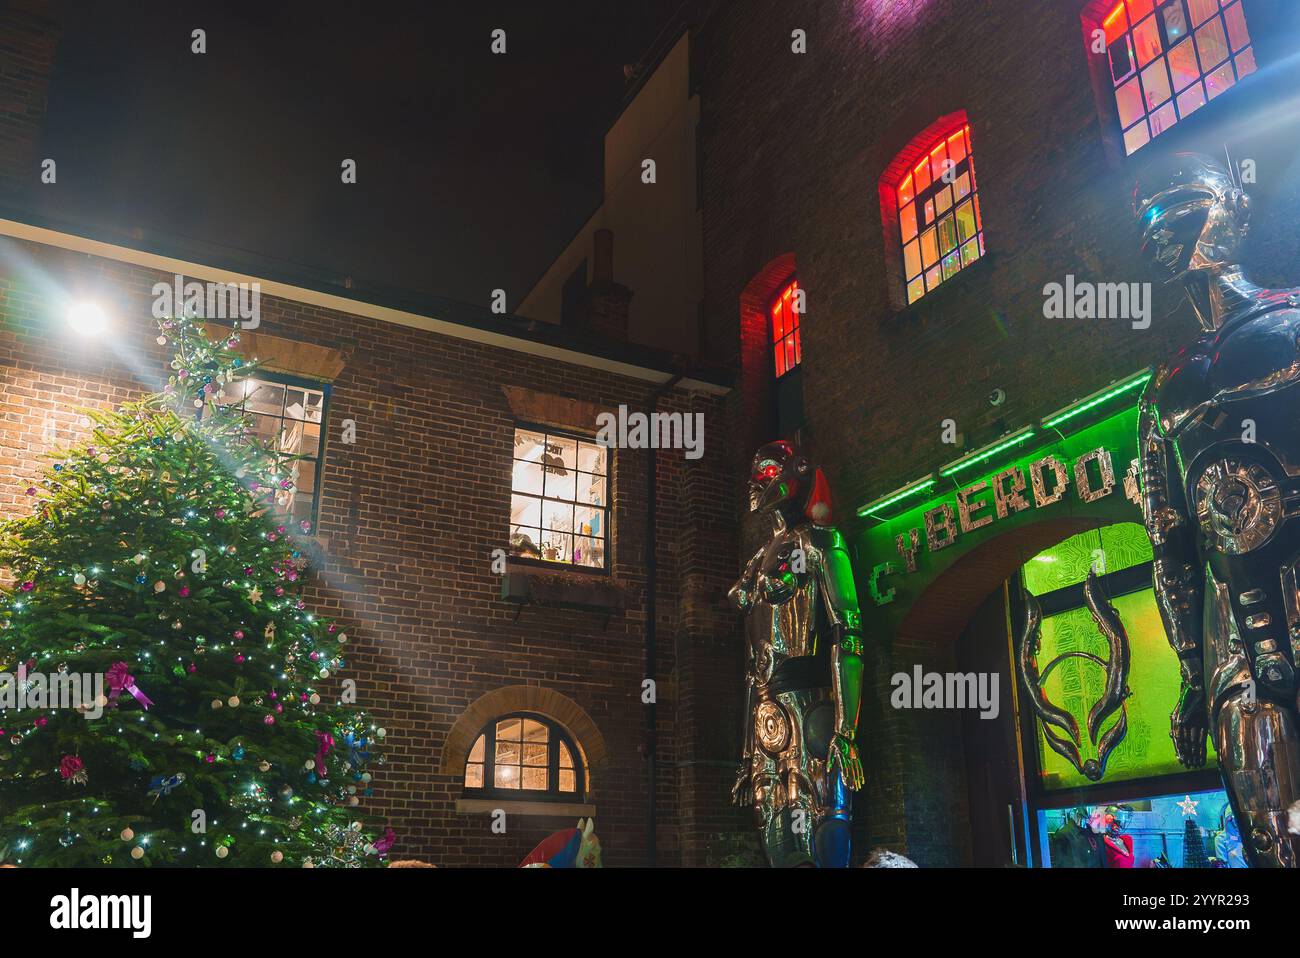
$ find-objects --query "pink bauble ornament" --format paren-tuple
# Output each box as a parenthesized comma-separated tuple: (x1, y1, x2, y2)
(264, 714, 276, 726)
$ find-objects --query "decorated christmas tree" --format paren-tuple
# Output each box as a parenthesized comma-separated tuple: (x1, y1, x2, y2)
(0, 313, 392, 866)
(1182, 817, 1208, 868)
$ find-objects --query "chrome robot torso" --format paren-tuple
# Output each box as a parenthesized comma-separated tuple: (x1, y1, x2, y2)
(728, 441, 865, 867)
(1136, 153, 1300, 867)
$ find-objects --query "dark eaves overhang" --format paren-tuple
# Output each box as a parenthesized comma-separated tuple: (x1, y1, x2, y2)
(0, 204, 732, 396)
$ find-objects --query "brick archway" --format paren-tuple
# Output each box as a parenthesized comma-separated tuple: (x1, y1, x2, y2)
(899, 516, 1113, 644)
(439, 685, 608, 783)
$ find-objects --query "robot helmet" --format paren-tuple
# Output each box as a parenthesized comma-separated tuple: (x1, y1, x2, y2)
(746, 440, 832, 522)
(1133, 152, 1249, 278)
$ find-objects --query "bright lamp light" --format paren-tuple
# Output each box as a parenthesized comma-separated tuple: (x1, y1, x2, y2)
(66, 301, 109, 337)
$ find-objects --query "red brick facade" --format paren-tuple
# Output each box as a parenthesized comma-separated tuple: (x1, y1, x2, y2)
(0, 235, 747, 866)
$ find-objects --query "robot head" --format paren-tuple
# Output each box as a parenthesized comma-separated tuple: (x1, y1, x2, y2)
(1133, 152, 1250, 282)
(746, 440, 832, 522)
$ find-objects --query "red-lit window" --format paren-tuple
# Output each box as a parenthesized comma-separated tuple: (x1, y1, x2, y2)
(890, 123, 984, 306)
(1097, 0, 1255, 156)
(770, 278, 802, 378)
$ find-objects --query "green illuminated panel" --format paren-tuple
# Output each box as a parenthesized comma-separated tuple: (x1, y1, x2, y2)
(1032, 587, 1215, 790)
(1023, 523, 1154, 596)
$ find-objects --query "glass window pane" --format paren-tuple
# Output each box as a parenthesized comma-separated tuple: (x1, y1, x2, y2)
(1187, 0, 1217, 25)
(522, 719, 547, 742)
(1205, 60, 1235, 98)
(925, 264, 942, 292)
(1161, 0, 1190, 45)
(960, 237, 981, 268)
(928, 142, 948, 181)
(576, 472, 606, 508)
(523, 743, 548, 765)
(955, 200, 976, 244)
(495, 739, 520, 765)
(1124, 119, 1151, 155)
(920, 227, 938, 268)
(1115, 76, 1146, 128)
(1195, 17, 1229, 69)
(946, 130, 967, 165)
(903, 239, 922, 280)
(514, 429, 547, 465)
(899, 202, 918, 243)
(913, 158, 931, 194)
(497, 718, 522, 741)
(1234, 46, 1256, 78)
(1140, 57, 1172, 108)
(906, 276, 925, 304)
(559, 769, 577, 793)
(1149, 99, 1178, 137)
(1104, 3, 1129, 45)
(539, 531, 572, 563)
(510, 527, 543, 558)
(941, 249, 961, 281)
(559, 742, 574, 769)
(897, 173, 914, 208)
(469, 735, 485, 762)
(1223, 2, 1249, 50)
(935, 184, 953, 216)
(544, 464, 577, 502)
(1127, 0, 1154, 23)
(770, 299, 784, 340)
(938, 215, 958, 255)
(494, 764, 521, 789)
(511, 460, 544, 497)
(923, 196, 935, 225)
(510, 494, 542, 529)
(1176, 80, 1207, 117)
(1132, 14, 1162, 67)
(541, 498, 573, 533)
(1109, 35, 1136, 83)
(465, 763, 484, 788)
(574, 536, 603, 568)
(576, 442, 606, 476)
(522, 767, 547, 790)
(1167, 39, 1199, 91)
(953, 171, 971, 202)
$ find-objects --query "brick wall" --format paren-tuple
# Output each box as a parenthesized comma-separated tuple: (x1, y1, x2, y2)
(0, 0, 58, 203)
(694, 0, 1300, 863)
(0, 237, 749, 866)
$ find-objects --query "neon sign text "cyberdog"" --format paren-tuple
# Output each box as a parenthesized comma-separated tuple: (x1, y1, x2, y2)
(869, 446, 1140, 606)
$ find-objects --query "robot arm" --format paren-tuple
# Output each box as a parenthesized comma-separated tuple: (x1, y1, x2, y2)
(812, 527, 865, 792)
(1138, 383, 1208, 767)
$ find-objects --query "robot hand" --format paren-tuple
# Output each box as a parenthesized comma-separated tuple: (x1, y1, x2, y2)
(730, 763, 754, 807)
(827, 731, 865, 791)
(1170, 681, 1209, 768)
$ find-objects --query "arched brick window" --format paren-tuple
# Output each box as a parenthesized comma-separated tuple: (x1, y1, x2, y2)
(462, 712, 586, 802)
(769, 276, 802, 379)
(1084, 0, 1255, 156)
(881, 112, 984, 306)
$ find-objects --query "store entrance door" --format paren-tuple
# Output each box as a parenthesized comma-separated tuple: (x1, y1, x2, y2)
(957, 583, 1029, 867)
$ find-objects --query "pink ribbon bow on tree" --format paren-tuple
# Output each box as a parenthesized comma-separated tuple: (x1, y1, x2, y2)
(315, 731, 335, 776)
(105, 662, 154, 710)
(373, 827, 396, 857)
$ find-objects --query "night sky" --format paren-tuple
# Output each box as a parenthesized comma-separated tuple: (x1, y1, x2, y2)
(30, 0, 686, 308)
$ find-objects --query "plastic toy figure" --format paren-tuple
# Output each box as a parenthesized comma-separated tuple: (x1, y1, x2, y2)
(728, 441, 865, 867)
(1135, 152, 1300, 867)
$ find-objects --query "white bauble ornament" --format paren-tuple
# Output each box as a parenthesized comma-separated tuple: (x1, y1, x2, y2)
(348, 796, 359, 806)
(211, 699, 223, 710)
(130, 846, 144, 860)
(271, 850, 283, 863)
(309, 693, 320, 705)
(121, 828, 134, 841)
(73, 573, 86, 586)
(360, 773, 372, 784)
(318, 669, 329, 679)
(376, 728, 386, 739)
(259, 761, 271, 772)
(227, 696, 240, 708)
(304, 759, 316, 770)
(215, 845, 229, 859)
(337, 633, 347, 643)
(153, 581, 165, 593)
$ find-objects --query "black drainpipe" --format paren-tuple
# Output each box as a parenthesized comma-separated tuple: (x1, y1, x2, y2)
(644, 372, 682, 867)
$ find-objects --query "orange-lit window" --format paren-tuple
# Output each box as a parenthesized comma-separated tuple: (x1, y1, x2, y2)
(1098, 0, 1255, 156)
(892, 124, 984, 305)
(770, 278, 802, 378)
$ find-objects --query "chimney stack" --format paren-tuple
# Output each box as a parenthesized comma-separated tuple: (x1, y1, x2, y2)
(583, 228, 632, 341)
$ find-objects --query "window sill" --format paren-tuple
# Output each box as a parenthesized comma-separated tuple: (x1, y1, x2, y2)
(456, 798, 596, 818)
(500, 568, 627, 613)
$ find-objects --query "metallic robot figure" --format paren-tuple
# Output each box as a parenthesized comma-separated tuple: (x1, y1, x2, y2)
(728, 441, 865, 867)
(1136, 152, 1300, 867)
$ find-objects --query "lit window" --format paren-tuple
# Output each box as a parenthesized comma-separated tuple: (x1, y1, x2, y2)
(890, 122, 984, 305)
(1098, 0, 1255, 156)
(770, 278, 803, 378)
(463, 714, 585, 801)
(218, 374, 327, 526)
(509, 426, 608, 570)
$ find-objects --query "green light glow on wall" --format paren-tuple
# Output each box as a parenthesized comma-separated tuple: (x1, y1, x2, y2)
(858, 477, 936, 518)
(1041, 370, 1152, 430)
(939, 427, 1036, 478)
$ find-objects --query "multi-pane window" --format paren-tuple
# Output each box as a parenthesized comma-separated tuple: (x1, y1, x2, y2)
(770, 278, 802, 378)
(463, 714, 585, 801)
(218, 374, 327, 526)
(1100, 0, 1255, 156)
(509, 426, 608, 570)
(895, 123, 984, 305)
